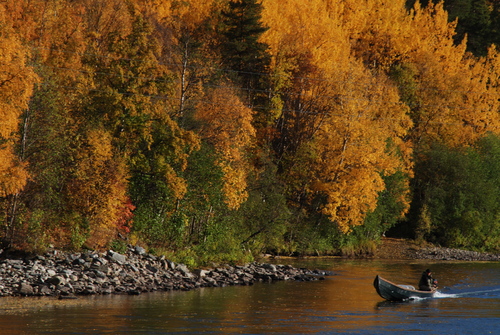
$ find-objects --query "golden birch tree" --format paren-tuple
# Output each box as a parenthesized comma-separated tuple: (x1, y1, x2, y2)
(195, 85, 256, 210)
(66, 128, 128, 249)
(261, 0, 412, 233)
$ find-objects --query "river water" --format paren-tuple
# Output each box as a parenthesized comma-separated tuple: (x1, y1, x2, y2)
(0, 259, 499, 334)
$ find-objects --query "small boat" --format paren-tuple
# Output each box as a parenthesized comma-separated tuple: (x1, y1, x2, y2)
(373, 275, 436, 301)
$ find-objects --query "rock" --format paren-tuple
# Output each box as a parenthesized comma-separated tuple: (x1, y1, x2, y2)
(166, 260, 176, 270)
(159, 259, 170, 271)
(7, 259, 23, 265)
(176, 264, 193, 278)
(46, 276, 66, 286)
(193, 269, 209, 278)
(127, 289, 141, 295)
(114, 286, 126, 293)
(262, 263, 277, 272)
(146, 264, 158, 274)
(72, 258, 85, 266)
(108, 251, 127, 264)
(94, 270, 107, 279)
(39, 285, 53, 296)
(134, 246, 146, 256)
(19, 283, 34, 296)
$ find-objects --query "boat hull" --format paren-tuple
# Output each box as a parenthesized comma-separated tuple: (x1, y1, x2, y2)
(373, 275, 435, 301)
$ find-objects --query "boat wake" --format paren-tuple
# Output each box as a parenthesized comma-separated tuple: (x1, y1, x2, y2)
(407, 288, 498, 301)
(438, 286, 500, 299)
(433, 291, 458, 299)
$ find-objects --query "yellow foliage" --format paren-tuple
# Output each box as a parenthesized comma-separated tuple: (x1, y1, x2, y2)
(169, 0, 214, 30)
(339, 0, 414, 70)
(137, 0, 215, 26)
(135, 0, 172, 22)
(4, 0, 500, 244)
(396, 2, 500, 148)
(309, 69, 411, 233)
(262, 0, 413, 233)
(262, 0, 351, 73)
(165, 165, 188, 200)
(261, 0, 500, 233)
(70, 128, 129, 249)
(195, 86, 256, 209)
(220, 163, 249, 211)
(0, 7, 35, 137)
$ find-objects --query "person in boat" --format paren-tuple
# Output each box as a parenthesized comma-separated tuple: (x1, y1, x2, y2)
(418, 269, 438, 291)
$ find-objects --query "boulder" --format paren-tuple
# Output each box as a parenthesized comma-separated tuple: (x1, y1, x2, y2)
(38, 285, 53, 296)
(108, 251, 127, 264)
(262, 263, 277, 272)
(134, 246, 146, 256)
(176, 264, 193, 278)
(19, 283, 34, 296)
(146, 264, 158, 274)
(46, 276, 66, 286)
(193, 269, 209, 278)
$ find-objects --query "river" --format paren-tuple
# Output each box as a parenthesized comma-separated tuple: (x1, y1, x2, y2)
(0, 259, 499, 334)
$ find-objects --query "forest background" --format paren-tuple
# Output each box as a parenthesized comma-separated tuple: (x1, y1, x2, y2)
(1, 0, 500, 266)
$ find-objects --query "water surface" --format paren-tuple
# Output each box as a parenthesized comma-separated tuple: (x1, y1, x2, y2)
(1, 259, 498, 334)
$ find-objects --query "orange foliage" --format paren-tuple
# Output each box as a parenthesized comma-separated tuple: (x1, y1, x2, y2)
(114, 198, 136, 234)
(0, 3, 37, 197)
(0, 148, 29, 197)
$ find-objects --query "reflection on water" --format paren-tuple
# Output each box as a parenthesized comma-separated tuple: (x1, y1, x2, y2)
(0, 259, 499, 334)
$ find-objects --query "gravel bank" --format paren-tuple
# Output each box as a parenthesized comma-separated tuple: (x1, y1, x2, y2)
(0, 246, 330, 298)
(376, 238, 500, 261)
(414, 246, 500, 261)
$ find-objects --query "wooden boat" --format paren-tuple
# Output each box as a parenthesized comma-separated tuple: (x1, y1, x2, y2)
(373, 275, 436, 301)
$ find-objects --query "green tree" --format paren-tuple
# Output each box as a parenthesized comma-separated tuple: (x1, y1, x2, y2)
(408, 135, 500, 251)
(219, 0, 270, 107)
(79, 2, 201, 250)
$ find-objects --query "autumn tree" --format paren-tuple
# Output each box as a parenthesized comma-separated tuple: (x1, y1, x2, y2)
(9, 0, 98, 251)
(85, 1, 203, 250)
(414, 0, 494, 56)
(0, 2, 37, 246)
(67, 0, 184, 249)
(195, 85, 256, 210)
(261, 0, 413, 234)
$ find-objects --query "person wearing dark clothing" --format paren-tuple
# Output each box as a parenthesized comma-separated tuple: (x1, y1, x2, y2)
(418, 269, 437, 291)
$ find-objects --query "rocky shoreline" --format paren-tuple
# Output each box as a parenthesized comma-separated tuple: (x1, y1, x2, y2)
(413, 246, 500, 261)
(375, 238, 500, 261)
(1, 240, 498, 298)
(0, 246, 330, 298)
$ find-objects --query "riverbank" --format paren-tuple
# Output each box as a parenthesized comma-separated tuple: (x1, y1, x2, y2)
(0, 246, 329, 298)
(375, 237, 500, 261)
